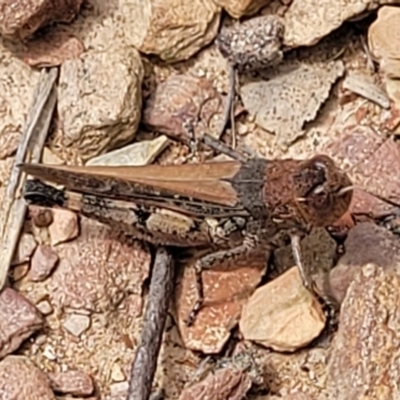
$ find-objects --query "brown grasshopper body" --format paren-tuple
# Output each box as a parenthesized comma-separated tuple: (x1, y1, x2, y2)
(20, 155, 353, 324)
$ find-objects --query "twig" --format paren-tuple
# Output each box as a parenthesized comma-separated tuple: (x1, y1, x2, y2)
(218, 66, 236, 142)
(202, 134, 247, 162)
(127, 247, 175, 400)
(0, 67, 58, 290)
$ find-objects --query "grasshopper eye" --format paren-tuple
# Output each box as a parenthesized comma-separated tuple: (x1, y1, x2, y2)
(307, 185, 332, 210)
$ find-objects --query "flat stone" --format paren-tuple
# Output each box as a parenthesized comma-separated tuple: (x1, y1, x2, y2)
(12, 232, 37, 265)
(49, 369, 94, 396)
(0, 356, 54, 399)
(329, 222, 400, 304)
(48, 218, 151, 313)
(19, 31, 85, 68)
(178, 367, 252, 400)
(240, 267, 325, 352)
(62, 313, 91, 337)
(327, 264, 400, 399)
(176, 254, 266, 354)
(0, 288, 43, 359)
(0, 0, 83, 39)
(284, 0, 388, 48)
(86, 135, 169, 167)
(240, 59, 344, 148)
(143, 74, 223, 144)
(48, 209, 79, 246)
(29, 245, 59, 282)
(321, 124, 400, 218)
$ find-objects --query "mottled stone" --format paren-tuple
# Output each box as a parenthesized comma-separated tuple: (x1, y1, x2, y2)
(20, 31, 85, 67)
(0, 356, 54, 399)
(241, 59, 344, 147)
(12, 233, 37, 265)
(327, 264, 400, 399)
(143, 74, 223, 144)
(48, 218, 151, 313)
(176, 255, 266, 354)
(179, 367, 252, 400)
(322, 124, 400, 218)
(217, 14, 284, 72)
(29, 245, 59, 282)
(0, 0, 83, 39)
(49, 369, 94, 396)
(0, 288, 43, 359)
(329, 222, 400, 303)
(48, 209, 79, 246)
(54, 46, 143, 161)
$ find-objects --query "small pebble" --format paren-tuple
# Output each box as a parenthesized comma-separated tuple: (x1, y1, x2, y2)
(62, 313, 91, 337)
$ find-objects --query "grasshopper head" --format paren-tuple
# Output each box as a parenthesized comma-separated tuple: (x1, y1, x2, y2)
(293, 155, 353, 227)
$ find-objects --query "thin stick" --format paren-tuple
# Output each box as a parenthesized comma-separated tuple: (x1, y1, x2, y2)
(202, 134, 247, 162)
(230, 72, 237, 150)
(127, 247, 174, 400)
(0, 67, 58, 290)
(218, 65, 236, 140)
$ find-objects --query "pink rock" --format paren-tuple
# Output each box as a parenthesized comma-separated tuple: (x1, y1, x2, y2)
(48, 218, 151, 313)
(329, 222, 400, 304)
(0, 0, 83, 39)
(176, 255, 266, 354)
(20, 31, 84, 67)
(327, 264, 400, 399)
(322, 124, 400, 218)
(29, 245, 59, 282)
(12, 233, 37, 265)
(0, 356, 54, 399)
(49, 369, 94, 396)
(0, 288, 43, 359)
(48, 209, 79, 246)
(179, 367, 252, 400)
(143, 74, 223, 144)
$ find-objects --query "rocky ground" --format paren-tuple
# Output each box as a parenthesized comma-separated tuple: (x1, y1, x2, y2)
(1, 0, 400, 399)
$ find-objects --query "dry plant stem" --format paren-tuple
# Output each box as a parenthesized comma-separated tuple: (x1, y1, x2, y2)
(202, 133, 247, 162)
(360, 35, 376, 72)
(218, 66, 236, 140)
(0, 67, 57, 290)
(127, 247, 174, 400)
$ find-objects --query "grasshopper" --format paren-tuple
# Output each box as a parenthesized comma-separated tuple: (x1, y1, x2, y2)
(20, 152, 353, 325)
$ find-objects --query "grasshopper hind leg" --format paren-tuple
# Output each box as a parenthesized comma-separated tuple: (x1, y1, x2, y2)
(184, 234, 267, 326)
